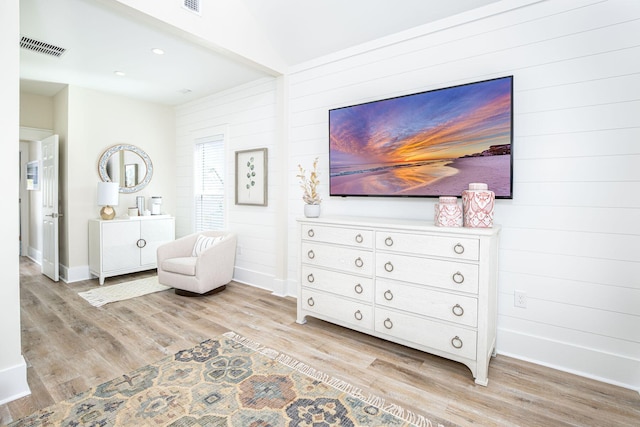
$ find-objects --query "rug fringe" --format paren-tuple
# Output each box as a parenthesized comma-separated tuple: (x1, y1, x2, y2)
(223, 331, 442, 427)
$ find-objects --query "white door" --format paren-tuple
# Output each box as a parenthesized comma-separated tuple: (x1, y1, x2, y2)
(41, 135, 59, 281)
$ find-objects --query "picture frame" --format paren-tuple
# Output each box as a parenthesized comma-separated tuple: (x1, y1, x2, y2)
(26, 160, 39, 191)
(235, 148, 268, 206)
(124, 163, 138, 188)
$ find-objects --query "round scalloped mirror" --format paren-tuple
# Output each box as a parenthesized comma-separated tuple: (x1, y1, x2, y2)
(98, 144, 153, 193)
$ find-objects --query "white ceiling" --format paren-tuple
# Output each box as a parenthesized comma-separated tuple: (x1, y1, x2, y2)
(20, 0, 500, 106)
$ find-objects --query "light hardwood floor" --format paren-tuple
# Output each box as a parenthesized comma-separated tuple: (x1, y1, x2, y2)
(1, 257, 638, 426)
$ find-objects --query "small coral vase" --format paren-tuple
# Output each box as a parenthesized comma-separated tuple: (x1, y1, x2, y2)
(304, 204, 320, 218)
(462, 183, 495, 228)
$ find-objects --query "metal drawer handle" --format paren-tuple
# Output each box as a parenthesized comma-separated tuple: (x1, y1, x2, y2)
(307, 250, 315, 259)
(384, 262, 394, 272)
(355, 234, 363, 244)
(451, 336, 463, 349)
(452, 271, 464, 284)
(137, 238, 146, 248)
(452, 304, 464, 317)
(307, 297, 315, 307)
(383, 318, 393, 329)
(384, 237, 394, 247)
(307, 229, 315, 238)
(307, 273, 315, 283)
(384, 290, 393, 301)
(454, 243, 465, 254)
(355, 257, 364, 268)
(354, 310, 363, 321)
(354, 284, 363, 294)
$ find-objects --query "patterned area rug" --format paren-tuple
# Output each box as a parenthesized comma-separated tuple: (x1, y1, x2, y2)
(8, 332, 446, 427)
(78, 276, 171, 307)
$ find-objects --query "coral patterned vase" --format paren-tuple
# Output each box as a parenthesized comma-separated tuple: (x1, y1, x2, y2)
(462, 183, 495, 228)
(434, 196, 463, 227)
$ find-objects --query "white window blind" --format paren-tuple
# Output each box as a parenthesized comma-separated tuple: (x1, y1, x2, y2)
(194, 135, 225, 231)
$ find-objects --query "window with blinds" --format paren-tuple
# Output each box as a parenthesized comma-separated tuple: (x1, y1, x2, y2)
(194, 135, 225, 231)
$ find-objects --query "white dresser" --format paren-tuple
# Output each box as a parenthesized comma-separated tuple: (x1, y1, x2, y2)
(89, 216, 175, 285)
(297, 216, 500, 385)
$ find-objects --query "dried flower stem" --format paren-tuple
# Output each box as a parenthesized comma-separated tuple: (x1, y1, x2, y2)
(297, 157, 322, 205)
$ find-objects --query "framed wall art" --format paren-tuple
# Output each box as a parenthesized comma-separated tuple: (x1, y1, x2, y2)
(235, 148, 268, 206)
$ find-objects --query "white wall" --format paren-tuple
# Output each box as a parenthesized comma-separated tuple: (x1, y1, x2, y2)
(0, 0, 30, 405)
(175, 77, 283, 291)
(283, 0, 640, 390)
(61, 86, 176, 281)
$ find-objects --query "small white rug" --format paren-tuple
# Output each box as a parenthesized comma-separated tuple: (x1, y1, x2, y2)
(79, 276, 171, 307)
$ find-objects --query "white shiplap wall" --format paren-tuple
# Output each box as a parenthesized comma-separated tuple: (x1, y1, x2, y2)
(175, 77, 281, 290)
(285, 0, 640, 390)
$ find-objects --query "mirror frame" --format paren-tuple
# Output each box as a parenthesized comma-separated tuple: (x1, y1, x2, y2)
(98, 144, 153, 193)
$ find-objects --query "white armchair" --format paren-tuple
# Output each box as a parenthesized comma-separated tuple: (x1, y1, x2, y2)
(157, 231, 237, 296)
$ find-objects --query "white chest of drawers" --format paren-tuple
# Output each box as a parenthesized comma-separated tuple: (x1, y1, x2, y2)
(296, 216, 500, 386)
(89, 216, 175, 285)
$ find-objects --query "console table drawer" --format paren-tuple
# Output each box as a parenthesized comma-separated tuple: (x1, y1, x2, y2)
(302, 224, 373, 248)
(376, 279, 478, 327)
(302, 265, 373, 302)
(376, 231, 479, 261)
(302, 242, 373, 276)
(301, 289, 373, 329)
(375, 307, 477, 360)
(376, 253, 478, 294)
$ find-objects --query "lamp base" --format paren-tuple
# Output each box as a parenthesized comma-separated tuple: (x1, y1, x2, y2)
(100, 206, 116, 220)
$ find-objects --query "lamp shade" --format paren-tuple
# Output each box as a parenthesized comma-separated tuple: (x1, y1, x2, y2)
(97, 182, 119, 206)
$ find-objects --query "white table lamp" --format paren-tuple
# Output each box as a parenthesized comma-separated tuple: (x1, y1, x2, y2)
(97, 182, 119, 220)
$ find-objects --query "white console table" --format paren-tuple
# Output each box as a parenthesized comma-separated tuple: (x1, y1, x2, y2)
(297, 215, 500, 385)
(89, 216, 175, 285)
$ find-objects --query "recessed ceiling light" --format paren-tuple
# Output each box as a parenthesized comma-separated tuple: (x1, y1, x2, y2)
(151, 48, 165, 55)
(114, 70, 126, 76)
(179, 88, 192, 94)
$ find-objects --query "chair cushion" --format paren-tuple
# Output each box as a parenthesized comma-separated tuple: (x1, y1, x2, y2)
(192, 235, 224, 256)
(162, 257, 197, 276)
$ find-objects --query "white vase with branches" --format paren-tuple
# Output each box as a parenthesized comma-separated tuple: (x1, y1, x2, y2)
(297, 157, 321, 217)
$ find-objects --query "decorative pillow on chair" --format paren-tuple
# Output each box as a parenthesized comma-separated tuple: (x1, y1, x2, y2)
(192, 235, 224, 257)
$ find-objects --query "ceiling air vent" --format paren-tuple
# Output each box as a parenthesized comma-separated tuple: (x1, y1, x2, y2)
(20, 36, 66, 57)
(183, 0, 201, 14)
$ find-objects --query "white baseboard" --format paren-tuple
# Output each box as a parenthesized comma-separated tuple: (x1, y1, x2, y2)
(0, 357, 30, 405)
(62, 264, 92, 283)
(497, 328, 640, 392)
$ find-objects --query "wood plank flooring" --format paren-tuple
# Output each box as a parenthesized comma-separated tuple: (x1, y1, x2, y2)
(1, 257, 638, 426)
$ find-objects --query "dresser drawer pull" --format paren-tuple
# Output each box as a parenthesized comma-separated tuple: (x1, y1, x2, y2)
(355, 257, 364, 268)
(307, 229, 315, 238)
(137, 238, 147, 248)
(307, 273, 315, 283)
(307, 250, 315, 259)
(452, 304, 464, 316)
(355, 234, 364, 243)
(384, 290, 394, 301)
(384, 237, 394, 247)
(383, 318, 394, 329)
(454, 243, 465, 254)
(354, 284, 363, 294)
(452, 271, 464, 284)
(307, 297, 315, 307)
(384, 262, 394, 272)
(354, 310, 363, 321)
(451, 336, 463, 349)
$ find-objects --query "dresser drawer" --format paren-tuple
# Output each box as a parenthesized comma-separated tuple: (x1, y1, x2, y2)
(375, 307, 477, 360)
(302, 224, 373, 248)
(376, 253, 478, 294)
(376, 231, 479, 261)
(376, 279, 477, 327)
(302, 265, 373, 302)
(301, 289, 373, 329)
(302, 242, 373, 276)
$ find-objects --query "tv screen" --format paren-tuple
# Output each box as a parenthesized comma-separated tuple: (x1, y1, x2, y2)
(329, 76, 513, 199)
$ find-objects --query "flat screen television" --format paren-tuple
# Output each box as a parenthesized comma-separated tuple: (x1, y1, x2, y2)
(329, 76, 513, 199)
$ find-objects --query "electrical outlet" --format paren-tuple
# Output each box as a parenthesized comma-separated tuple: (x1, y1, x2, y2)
(514, 291, 527, 308)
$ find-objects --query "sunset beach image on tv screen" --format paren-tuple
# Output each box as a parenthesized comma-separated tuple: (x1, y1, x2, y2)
(329, 76, 513, 198)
